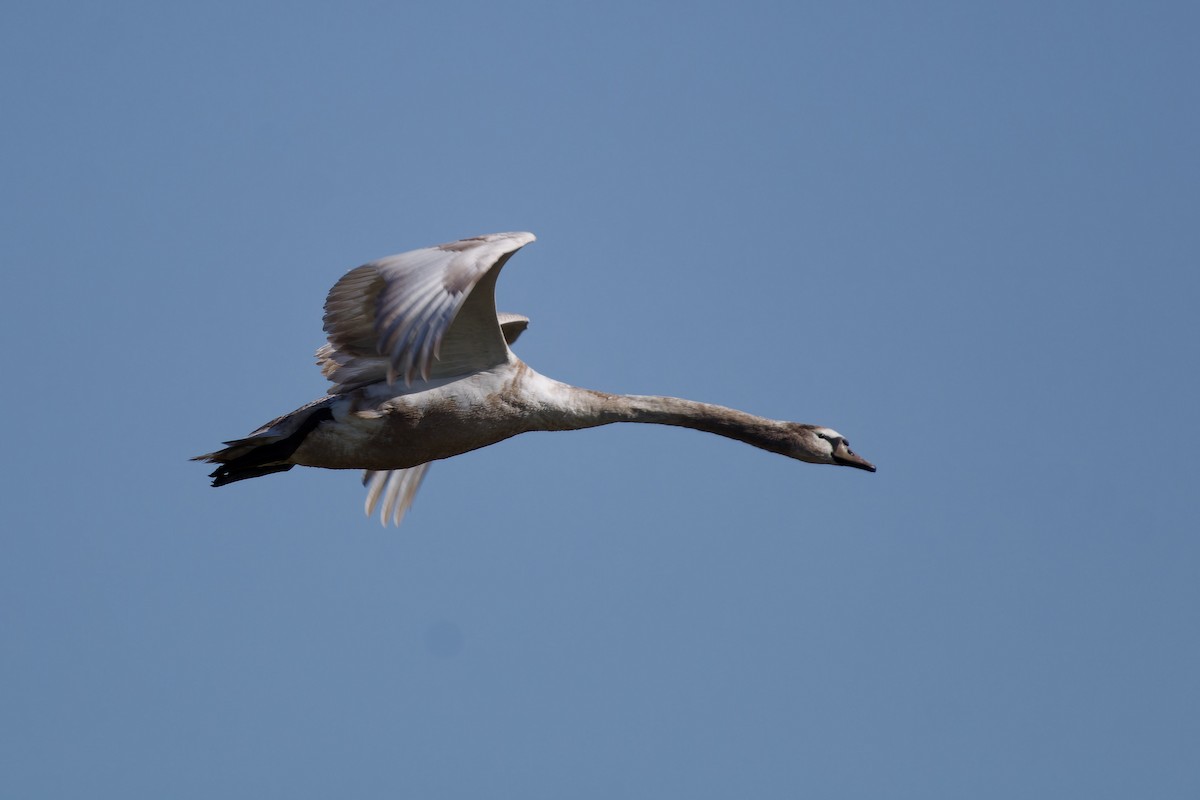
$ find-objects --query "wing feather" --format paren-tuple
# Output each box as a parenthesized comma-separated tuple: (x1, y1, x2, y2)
(319, 232, 536, 391)
(363, 465, 431, 527)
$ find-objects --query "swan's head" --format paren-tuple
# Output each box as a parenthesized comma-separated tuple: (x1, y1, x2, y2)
(791, 425, 876, 472)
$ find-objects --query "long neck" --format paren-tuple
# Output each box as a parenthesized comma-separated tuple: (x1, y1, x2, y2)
(523, 372, 800, 458)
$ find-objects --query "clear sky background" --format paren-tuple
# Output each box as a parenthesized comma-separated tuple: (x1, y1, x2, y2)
(3, 2, 1198, 797)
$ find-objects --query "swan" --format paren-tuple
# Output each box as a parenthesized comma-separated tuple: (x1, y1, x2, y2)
(195, 232, 875, 525)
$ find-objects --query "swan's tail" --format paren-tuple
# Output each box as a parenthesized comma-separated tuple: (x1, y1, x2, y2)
(193, 403, 334, 487)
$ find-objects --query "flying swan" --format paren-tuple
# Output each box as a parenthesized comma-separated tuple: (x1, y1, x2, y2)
(195, 232, 875, 525)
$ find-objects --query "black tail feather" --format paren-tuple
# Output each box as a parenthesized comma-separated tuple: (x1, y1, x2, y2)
(205, 407, 334, 487)
(209, 461, 295, 487)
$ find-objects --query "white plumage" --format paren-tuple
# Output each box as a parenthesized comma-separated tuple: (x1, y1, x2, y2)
(196, 232, 875, 526)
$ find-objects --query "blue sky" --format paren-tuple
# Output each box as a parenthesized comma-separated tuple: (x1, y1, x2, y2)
(3, 2, 1198, 797)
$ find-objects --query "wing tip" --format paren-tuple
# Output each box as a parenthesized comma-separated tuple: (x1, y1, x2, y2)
(435, 231, 536, 253)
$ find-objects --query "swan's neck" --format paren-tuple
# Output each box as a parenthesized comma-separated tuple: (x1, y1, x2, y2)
(523, 371, 803, 459)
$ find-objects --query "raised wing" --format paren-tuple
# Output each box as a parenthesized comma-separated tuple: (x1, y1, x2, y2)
(319, 232, 535, 391)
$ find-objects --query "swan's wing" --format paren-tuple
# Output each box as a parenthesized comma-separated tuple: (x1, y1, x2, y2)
(316, 309, 533, 391)
(497, 312, 530, 345)
(319, 232, 535, 390)
(363, 464, 431, 527)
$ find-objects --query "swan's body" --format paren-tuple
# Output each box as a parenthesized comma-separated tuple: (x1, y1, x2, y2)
(196, 232, 875, 525)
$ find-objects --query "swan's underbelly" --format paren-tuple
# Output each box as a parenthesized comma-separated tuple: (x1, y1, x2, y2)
(290, 391, 532, 471)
